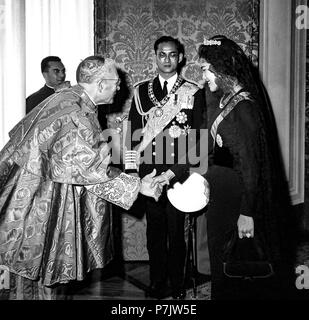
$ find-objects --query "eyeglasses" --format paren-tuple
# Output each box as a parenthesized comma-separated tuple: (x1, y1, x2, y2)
(103, 78, 121, 86)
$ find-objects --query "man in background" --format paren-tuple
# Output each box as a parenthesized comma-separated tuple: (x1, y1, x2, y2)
(26, 56, 67, 113)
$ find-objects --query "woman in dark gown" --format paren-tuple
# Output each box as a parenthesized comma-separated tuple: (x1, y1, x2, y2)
(198, 36, 294, 300)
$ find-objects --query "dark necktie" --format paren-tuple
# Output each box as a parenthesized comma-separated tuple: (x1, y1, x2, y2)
(162, 80, 168, 97)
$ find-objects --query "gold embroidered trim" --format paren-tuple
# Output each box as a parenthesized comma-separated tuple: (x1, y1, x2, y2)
(88, 173, 141, 210)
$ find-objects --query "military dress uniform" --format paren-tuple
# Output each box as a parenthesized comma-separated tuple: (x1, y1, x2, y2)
(125, 75, 206, 298)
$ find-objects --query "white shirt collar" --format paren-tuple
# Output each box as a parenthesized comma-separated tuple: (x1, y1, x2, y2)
(45, 84, 55, 90)
(158, 73, 178, 94)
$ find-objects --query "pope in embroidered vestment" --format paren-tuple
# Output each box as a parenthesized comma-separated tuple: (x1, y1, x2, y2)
(0, 57, 156, 297)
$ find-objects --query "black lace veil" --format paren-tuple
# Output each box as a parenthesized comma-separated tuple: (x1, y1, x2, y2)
(199, 35, 295, 272)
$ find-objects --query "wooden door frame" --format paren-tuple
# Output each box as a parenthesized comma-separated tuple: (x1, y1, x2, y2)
(259, 0, 306, 205)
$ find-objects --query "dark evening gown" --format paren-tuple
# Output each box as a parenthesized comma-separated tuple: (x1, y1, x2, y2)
(204, 90, 294, 300)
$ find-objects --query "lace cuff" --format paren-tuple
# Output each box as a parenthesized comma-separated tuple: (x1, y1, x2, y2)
(87, 173, 141, 210)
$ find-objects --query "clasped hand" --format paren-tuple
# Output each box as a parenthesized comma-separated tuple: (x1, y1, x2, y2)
(140, 169, 163, 201)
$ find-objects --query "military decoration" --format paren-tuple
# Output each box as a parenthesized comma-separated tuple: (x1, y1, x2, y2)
(182, 125, 191, 136)
(181, 95, 194, 109)
(154, 107, 164, 117)
(169, 123, 182, 138)
(176, 111, 187, 124)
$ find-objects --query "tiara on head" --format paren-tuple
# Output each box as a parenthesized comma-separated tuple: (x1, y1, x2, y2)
(203, 37, 221, 46)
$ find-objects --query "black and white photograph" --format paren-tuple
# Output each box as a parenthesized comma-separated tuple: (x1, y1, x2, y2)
(0, 0, 308, 312)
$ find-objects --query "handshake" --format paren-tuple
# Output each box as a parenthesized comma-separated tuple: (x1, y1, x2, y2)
(139, 169, 170, 202)
(125, 150, 172, 201)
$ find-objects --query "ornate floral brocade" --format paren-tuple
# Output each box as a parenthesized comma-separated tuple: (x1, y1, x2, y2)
(88, 173, 141, 210)
(0, 85, 139, 287)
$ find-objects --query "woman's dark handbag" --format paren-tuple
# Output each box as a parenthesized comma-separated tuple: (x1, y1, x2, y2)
(222, 230, 274, 280)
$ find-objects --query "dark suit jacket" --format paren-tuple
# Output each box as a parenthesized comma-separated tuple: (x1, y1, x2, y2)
(126, 76, 206, 184)
(26, 85, 55, 114)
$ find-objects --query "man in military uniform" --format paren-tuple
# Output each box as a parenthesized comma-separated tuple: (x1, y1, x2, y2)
(125, 36, 206, 299)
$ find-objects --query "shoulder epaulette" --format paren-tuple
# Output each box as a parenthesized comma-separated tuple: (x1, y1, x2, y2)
(181, 77, 203, 89)
(133, 78, 151, 88)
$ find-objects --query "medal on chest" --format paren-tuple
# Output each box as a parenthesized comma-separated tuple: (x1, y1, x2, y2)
(154, 107, 164, 117)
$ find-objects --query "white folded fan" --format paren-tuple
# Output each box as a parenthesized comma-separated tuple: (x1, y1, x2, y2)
(167, 172, 210, 213)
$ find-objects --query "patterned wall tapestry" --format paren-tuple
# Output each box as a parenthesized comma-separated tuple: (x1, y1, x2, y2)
(94, 0, 259, 260)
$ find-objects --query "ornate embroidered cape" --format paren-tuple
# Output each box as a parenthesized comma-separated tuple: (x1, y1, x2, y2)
(0, 85, 139, 287)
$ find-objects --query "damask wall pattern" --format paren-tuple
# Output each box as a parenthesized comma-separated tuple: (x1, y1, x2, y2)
(95, 0, 259, 105)
(94, 0, 260, 260)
